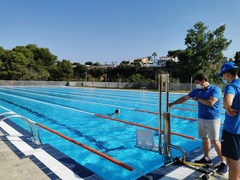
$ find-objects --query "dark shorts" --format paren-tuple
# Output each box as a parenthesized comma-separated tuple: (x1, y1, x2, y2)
(221, 130, 240, 160)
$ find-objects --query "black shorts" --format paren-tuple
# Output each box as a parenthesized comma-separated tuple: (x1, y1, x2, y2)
(221, 129, 240, 160)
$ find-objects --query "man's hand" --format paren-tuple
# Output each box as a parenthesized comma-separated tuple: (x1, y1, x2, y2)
(192, 97, 198, 102)
(226, 107, 238, 116)
(168, 102, 174, 107)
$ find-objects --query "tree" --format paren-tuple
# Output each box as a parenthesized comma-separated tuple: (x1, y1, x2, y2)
(93, 62, 100, 66)
(73, 64, 86, 80)
(85, 61, 93, 66)
(152, 52, 157, 62)
(26, 44, 57, 80)
(53, 60, 73, 80)
(0, 50, 30, 80)
(0, 47, 6, 68)
(235, 51, 240, 65)
(171, 22, 232, 82)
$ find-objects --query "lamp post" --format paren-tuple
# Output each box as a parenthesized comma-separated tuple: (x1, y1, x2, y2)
(85, 70, 87, 82)
(105, 69, 107, 87)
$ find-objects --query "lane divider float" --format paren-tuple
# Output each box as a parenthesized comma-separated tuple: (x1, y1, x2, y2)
(35, 122, 133, 171)
(134, 109, 224, 126)
(95, 114, 196, 140)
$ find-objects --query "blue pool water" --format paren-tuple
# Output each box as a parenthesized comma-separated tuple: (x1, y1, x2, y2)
(0, 86, 225, 179)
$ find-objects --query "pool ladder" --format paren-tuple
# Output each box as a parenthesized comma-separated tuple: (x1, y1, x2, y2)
(0, 106, 42, 145)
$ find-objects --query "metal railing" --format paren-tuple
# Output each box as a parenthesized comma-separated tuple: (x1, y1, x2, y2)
(0, 106, 42, 145)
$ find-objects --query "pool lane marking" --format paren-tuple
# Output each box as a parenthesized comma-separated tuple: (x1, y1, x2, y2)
(5, 87, 158, 107)
(95, 114, 196, 140)
(15, 86, 160, 103)
(4, 87, 224, 113)
(2, 87, 225, 122)
(2, 87, 223, 117)
(1, 87, 158, 108)
(0, 91, 94, 115)
(10, 87, 222, 116)
(35, 122, 133, 171)
(0, 87, 207, 119)
(0, 91, 197, 140)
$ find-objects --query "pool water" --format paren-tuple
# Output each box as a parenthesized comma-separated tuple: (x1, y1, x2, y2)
(0, 87, 225, 179)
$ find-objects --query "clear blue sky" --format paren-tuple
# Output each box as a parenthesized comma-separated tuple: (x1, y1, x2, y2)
(1, 0, 239, 64)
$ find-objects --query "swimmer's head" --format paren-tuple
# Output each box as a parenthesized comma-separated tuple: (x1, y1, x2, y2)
(115, 109, 120, 114)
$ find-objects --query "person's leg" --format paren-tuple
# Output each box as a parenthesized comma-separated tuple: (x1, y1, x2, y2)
(212, 140, 224, 162)
(195, 119, 212, 164)
(226, 158, 240, 180)
(206, 119, 224, 161)
(198, 119, 210, 157)
(202, 137, 211, 158)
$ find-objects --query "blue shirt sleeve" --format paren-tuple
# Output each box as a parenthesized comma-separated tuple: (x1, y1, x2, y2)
(224, 85, 237, 97)
(188, 89, 196, 98)
(212, 86, 222, 99)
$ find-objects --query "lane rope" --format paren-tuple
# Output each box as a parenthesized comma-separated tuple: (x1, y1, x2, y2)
(35, 122, 133, 171)
(95, 114, 196, 140)
(134, 109, 224, 125)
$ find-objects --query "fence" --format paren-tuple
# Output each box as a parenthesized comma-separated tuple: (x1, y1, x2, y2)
(0, 80, 224, 92)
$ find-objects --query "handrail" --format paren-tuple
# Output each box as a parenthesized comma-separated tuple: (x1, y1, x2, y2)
(22, 117, 42, 144)
(0, 110, 42, 144)
(35, 122, 133, 171)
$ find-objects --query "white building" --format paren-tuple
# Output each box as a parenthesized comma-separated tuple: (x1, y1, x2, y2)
(151, 56, 178, 67)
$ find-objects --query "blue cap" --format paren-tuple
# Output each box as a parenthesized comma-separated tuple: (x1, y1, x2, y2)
(216, 62, 238, 77)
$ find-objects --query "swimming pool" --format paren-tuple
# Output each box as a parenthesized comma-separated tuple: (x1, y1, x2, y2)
(0, 86, 225, 179)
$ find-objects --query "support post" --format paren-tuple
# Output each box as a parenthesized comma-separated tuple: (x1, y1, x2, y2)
(163, 112, 171, 164)
(158, 74, 163, 154)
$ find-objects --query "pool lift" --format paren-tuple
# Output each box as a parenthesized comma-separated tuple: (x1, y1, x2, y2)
(135, 74, 186, 166)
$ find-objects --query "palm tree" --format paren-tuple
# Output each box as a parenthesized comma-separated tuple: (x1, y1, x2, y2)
(152, 52, 157, 63)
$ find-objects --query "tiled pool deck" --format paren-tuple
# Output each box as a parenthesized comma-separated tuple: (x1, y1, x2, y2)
(0, 119, 228, 180)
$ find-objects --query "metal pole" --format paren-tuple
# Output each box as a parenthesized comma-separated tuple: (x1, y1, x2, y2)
(158, 74, 162, 154)
(105, 73, 107, 87)
(163, 112, 171, 164)
(163, 74, 172, 164)
(166, 74, 169, 113)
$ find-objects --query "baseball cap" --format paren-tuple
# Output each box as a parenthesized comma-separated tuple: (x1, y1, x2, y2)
(216, 62, 238, 77)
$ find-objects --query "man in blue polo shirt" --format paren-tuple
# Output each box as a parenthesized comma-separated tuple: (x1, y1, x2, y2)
(169, 74, 228, 175)
(217, 62, 240, 179)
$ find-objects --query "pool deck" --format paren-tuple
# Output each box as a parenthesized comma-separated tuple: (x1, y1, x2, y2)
(0, 119, 228, 180)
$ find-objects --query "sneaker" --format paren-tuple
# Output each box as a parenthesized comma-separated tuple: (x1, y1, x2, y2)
(194, 157, 213, 165)
(217, 162, 228, 175)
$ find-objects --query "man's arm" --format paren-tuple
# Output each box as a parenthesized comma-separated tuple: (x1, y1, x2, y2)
(169, 95, 190, 107)
(224, 94, 238, 116)
(197, 96, 218, 107)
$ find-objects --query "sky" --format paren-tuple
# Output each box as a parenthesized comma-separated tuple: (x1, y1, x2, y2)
(0, 0, 239, 64)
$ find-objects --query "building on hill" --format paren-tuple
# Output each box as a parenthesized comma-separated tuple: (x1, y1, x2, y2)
(130, 57, 151, 67)
(151, 56, 178, 67)
(128, 56, 178, 67)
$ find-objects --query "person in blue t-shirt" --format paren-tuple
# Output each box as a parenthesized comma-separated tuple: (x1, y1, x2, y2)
(217, 62, 240, 179)
(169, 74, 228, 175)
